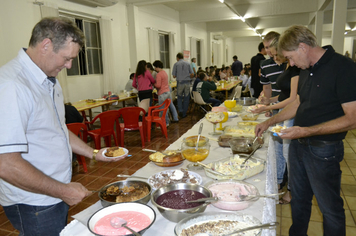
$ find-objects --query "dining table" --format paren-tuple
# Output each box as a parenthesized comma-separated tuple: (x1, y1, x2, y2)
(72, 94, 138, 121)
(215, 79, 242, 99)
(60, 108, 278, 236)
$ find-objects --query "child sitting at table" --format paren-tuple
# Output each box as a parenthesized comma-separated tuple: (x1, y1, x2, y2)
(196, 72, 221, 107)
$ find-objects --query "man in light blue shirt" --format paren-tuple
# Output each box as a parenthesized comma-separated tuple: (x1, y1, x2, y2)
(172, 53, 194, 118)
(0, 17, 124, 236)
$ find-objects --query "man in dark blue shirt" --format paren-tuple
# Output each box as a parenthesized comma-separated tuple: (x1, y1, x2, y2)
(231, 55, 243, 76)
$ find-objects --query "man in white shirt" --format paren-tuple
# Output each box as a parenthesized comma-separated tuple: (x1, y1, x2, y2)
(0, 17, 124, 235)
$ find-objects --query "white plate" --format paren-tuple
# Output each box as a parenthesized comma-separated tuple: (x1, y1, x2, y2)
(268, 126, 287, 136)
(148, 169, 202, 190)
(103, 147, 129, 159)
(227, 112, 238, 118)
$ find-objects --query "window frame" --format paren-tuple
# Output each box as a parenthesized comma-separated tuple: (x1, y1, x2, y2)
(158, 33, 170, 69)
(59, 13, 103, 76)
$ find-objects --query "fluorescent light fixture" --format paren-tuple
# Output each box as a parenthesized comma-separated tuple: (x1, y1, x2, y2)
(219, 0, 224, 3)
(352, 28, 356, 31)
(232, 16, 240, 20)
(344, 32, 348, 35)
(241, 17, 245, 22)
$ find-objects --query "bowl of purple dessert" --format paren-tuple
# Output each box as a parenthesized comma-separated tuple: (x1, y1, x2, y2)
(151, 183, 212, 222)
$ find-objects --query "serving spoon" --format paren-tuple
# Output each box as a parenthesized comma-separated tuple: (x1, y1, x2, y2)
(239, 192, 285, 201)
(195, 123, 203, 151)
(193, 222, 278, 236)
(110, 217, 141, 236)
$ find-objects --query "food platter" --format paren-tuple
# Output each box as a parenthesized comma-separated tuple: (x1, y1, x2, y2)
(148, 169, 202, 190)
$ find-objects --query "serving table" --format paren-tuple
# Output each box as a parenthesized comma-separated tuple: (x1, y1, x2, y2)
(60, 111, 278, 236)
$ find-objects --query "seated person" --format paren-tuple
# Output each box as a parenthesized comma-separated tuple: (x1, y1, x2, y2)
(192, 76, 201, 92)
(125, 73, 138, 93)
(196, 72, 221, 107)
(65, 103, 83, 124)
(124, 73, 138, 106)
(219, 67, 227, 80)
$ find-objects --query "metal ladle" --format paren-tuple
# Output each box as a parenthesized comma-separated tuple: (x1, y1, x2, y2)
(110, 217, 141, 236)
(195, 123, 203, 151)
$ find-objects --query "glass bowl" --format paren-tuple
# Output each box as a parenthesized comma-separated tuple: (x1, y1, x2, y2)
(231, 104, 243, 112)
(240, 111, 259, 121)
(149, 151, 184, 167)
(183, 135, 209, 147)
(181, 141, 210, 163)
(174, 212, 262, 236)
(204, 155, 266, 180)
(205, 179, 260, 211)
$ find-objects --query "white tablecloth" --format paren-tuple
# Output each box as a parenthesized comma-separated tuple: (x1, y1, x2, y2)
(61, 112, 277, 236)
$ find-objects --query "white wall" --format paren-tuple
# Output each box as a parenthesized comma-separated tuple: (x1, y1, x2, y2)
(233, 37, 263, 66)
(185, 22, 208, 68)
(0, 0, 131, 103)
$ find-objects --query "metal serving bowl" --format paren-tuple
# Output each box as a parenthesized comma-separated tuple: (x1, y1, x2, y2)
(151, 183, 212, 223)
(99, 180, 152, 207)
(235, 97, 257, 106)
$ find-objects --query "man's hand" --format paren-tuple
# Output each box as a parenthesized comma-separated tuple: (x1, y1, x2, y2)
(255, 121, 271, 137)
(61, 182, 91, 206)
(278, 126, 309, 140)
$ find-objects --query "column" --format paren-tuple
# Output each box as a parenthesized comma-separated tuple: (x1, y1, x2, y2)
(314, 10, 324, 46)
(331, 0, 347, 53)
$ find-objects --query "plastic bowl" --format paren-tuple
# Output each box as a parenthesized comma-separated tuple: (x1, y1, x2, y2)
(98, 180, 152, 207)
(87, 202, 156, 236)
(151, 183, 212, 222)
(224, 100, 237, 109)
(205, 179, 259, 211)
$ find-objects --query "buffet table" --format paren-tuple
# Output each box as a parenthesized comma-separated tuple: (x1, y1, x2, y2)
(60, 110, 278, 236)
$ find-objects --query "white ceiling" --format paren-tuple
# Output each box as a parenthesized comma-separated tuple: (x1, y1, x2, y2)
(126, 0, 356, 39)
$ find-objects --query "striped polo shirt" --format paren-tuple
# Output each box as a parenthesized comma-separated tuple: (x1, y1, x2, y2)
(260, 58, 286, 97)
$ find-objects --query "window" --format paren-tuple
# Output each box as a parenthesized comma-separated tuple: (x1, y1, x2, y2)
(60, 14, 103, 76)
(159, 33, 170, 68)
(196, 40, 201, 66)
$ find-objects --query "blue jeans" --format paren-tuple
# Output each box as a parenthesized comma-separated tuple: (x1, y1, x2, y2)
(177, 82, 190, 116)
(205, 97, 221, 107)
(272, 109, 286, 185)
(289, 139, 345, 236)
(158, 91, 179, 125)
(3, 201, 69, 236)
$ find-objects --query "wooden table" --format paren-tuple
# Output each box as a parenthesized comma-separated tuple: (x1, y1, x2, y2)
(72, 95, 137, 121)
(215, 80, 241, 99)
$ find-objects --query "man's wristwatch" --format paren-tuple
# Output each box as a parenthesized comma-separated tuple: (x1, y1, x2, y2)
(92, 149, 99, 161)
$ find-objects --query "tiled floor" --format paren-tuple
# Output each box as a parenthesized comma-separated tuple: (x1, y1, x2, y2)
(1, 111, 356, 235)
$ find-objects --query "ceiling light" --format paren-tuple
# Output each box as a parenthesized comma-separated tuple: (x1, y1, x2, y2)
(241, 17, 245, 22)
(344, 32, 348, 35)
(219, 0, 224, 3)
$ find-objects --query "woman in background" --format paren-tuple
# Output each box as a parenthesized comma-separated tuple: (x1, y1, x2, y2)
(153, 60, 179, 126)
(132, 60, 155, 104)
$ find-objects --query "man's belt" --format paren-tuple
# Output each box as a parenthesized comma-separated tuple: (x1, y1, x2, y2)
(297, 138, 340, 148)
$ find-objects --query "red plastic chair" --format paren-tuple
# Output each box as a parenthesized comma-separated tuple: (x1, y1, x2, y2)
(86, 110, 119, 149)
(145, 98, 171, 142)
(116, 107, 146, 148)
(66, 123, 88, 173)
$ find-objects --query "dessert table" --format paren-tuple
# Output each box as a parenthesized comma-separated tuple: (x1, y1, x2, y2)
(60, 109, 278, 236)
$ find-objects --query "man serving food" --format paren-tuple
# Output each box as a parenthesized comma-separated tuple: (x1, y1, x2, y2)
(0, 17, 124, 235)
(255, 25, 356, 236)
